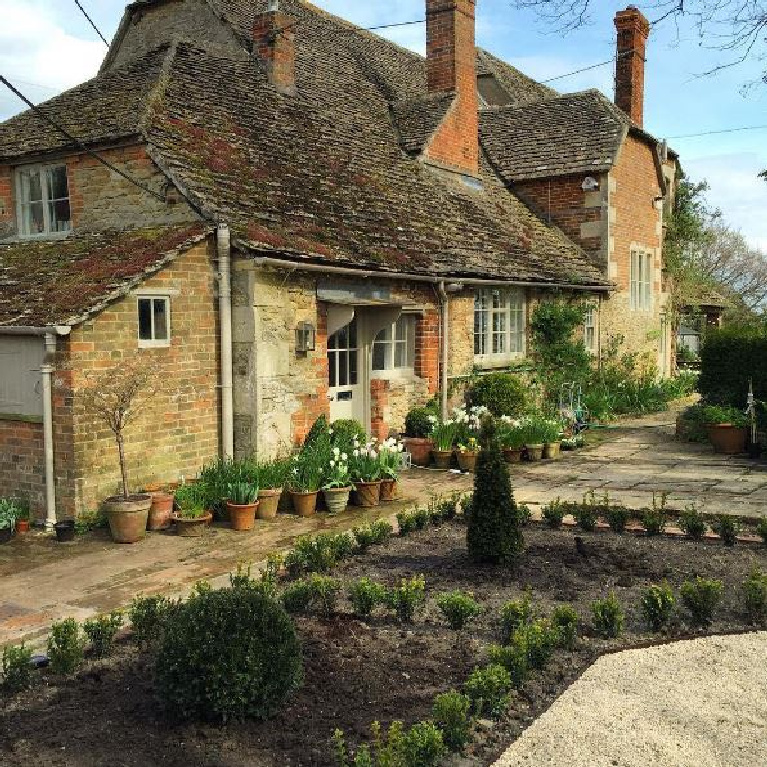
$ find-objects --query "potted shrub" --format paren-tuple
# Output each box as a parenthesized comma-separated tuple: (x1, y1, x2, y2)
(498, 416, 525, 464)
(257, 458, 289, 520)
(288, 452, 324, 517)
(322, 447, 353, 514)
(350, 441, 383, 507)
(226, 481, 259, 531)
(456, 437, 480, 472)
(702, 405, 748, 454)
(85, 360, 158, 544)
(431, 418, 459, 470)
(403, 407, 435, 467)
(379, 437, 405, 499)
(173, 484, 212, 537)
(6, 498, 30, 535)
(541, 418, 564, 459)
(521, 416, 547, 461)
(0, 499, 16, 544)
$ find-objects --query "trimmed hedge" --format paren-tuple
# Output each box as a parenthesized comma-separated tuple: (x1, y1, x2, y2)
(467, 373, 527, 417)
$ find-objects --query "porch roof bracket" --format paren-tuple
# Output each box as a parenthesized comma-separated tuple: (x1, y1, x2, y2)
(326, 304, 356, 337)
(360, 305, 403, 337)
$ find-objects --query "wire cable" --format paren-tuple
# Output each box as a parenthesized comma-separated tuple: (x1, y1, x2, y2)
(365, 19, 426, 31)
(667, 124, 767, 139)
(73, 0, 110, 47)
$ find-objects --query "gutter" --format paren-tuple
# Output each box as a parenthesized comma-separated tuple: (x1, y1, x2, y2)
(217, 223, 235, 460)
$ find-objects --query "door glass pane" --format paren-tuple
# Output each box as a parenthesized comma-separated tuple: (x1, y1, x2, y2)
(395, 318, 407, 341)
(348, 319, 357, 348)
(349, 349, 358, 385)
(337, 325, 348, 350)
(138, 299, 153, 340)
(372, 342, 387, 371)
(153, 299, 168, 340)
(394, 341, 406, 368)
(339, 352, 348, 387)
(328, 352, 336, 387)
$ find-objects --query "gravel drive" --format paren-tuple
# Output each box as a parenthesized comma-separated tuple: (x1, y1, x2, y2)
(494, 632, 767, 767)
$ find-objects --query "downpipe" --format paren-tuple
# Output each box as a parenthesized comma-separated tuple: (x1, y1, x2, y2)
(438, 281, 449, 421)
(217, 223, 234, 460)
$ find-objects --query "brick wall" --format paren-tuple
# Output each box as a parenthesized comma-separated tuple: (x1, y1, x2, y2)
(253, 10, 296, 95)
(0, 418, 45, 519)
(614, 7, 650, 127)
(52, 239, 221, 516)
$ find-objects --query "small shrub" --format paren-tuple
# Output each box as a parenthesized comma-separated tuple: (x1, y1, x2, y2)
(2, 643, 33, 694)
(396, 511, 418, 537)
(405, 406, 437, 438)
(436, 590, 481, 630)
(369, 519, 393, 544)
(156, 586, 302, 721)
(679, 506, 707, 541)
(331, 419, 366, 449)
(712, 515, 739, 545)
(643, 493, 668, 536)
(308, 575, 341, 618)
(129, 595, 176, 647)
(518, 619, 558, 670)
(488, 637, 528, 688)
(743, 569, 767, 625)
(347, 578, 387, 619)
(606, 505, 631, 534)
(757, 518, 767, 545)
(286, 533, 346, 577)
(385, 575, 426, 623)
(518, 504, 532, 526)
(574, 504, 598, 532)
(591, 593, 624, 638)
(680, 577, 723, 628)
(371, 721, 407, 766)
(48, 618, 85, 675)
(403, 721, 446, 766)
(467, 372, 527, 418)
(464, 664, 512, 718)
(281, 579, 314, 614)
(83, 611, 124, 658)
(500, 594, 533, 643)
(542, 498, 566, 529)
(352, 525, 376, 552)
(433, 691, 472, 752)
(551, 604, 579, 649)
(640, 583, 675, 632)
(413, 506, 430, 530)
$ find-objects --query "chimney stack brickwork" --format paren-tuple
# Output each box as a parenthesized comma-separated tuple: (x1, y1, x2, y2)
(424, 0, 479, 176)
(614, 6, 649, 126)
(253, 10, 296, 95)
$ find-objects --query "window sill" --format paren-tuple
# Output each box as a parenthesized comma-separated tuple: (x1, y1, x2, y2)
(371, 368, 418, 382)
(473, 354, 526, 370)
(138, 341, 171, 350)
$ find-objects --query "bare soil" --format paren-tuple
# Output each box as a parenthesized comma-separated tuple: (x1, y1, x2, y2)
(1, 522, 764, 767)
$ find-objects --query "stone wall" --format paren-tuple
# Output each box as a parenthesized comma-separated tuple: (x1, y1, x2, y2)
(53, 239, 220, 516)
(0, 418, 45, 519)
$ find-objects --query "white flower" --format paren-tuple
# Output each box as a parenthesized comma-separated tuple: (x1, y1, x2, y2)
(353, 449, 359, 457)
(330, 460, 336, 468)
(328, 428, 334, 435)
(341, 452, 348, 461)
(398, 443, 405, 452)
(333, 446, 340, 457)
(427, 414, 438, 423)
(369, 450, 378, 460)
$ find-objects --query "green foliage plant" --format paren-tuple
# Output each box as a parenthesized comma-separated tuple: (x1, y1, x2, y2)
(642, 494, 668, 536)
(640, 583, 675, 632)
(396, 511, 418, 537)
(174, 482, 208, 519)
(606, 504, 631, 534)
(488, 636, 528, 688)
(348, 578, 387, 619)
(199, 458, 258, 519)
(700, 403, 748, 428)
(330, 419, 366, 450)
(257, 456, 291, 490)
(464, 664, 512, 718)
(436, 590, 481, 631)
(385, 575, 426, 623)
(227, 481, 259, 506)
(680, 577, 723, 628)
(467, 418, 524, 565)
(413, 506, 430, 530)
(518, 619, 558, 670)
(405, 406, 437, 439)
(574, 499, 598, 532)
(281, 579, 315, 614)
(369, 519, 393, 544)
(591, 593, 624, 638)
(433, 691, 473, 752)
(757, 518, 767, 545)
(2, 643, 33, 694)
(308, 575, 341, 618)
(48, 618, 85, 675)
(542, 498, 566, 529)
(467, 372, 527, 417)
(129, 595, 175, 647)
(402, 721, 446, 766)
(82, 611, 124, 658)
(156, 585, 302, 721)
(712, 515, 739, 545)
(743, 569, 767, 624)
(551, 604, 579, 649)
(500, 593, 533, 644)
(679, 505, 707, 540)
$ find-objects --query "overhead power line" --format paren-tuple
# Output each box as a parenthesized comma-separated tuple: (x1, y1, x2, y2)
(668, 124, 767, 139)
(73, 0, 110, 47)
(366, 19, 426, 31)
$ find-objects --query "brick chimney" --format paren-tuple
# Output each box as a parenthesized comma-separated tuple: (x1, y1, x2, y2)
(253, 1, 296, 95)
(614, 5, 649, 126)
(423, 0, 479, 176)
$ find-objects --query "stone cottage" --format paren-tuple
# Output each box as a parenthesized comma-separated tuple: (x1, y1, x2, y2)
(0, 0, 675, 524)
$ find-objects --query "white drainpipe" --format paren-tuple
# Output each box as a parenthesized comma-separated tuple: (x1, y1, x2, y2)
(217, 223, 234, 460)
(438, 281, 449, 421)
(42, 333, 57, 530)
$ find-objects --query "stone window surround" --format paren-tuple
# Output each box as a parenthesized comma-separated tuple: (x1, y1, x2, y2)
(14, 162, 72, 239)
(630, 246, 654, 312)
(473, 287, 527, 368)
(137, 294, 171, 348)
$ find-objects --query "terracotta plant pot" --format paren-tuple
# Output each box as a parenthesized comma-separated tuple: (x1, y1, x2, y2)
(457, 451, 478, 473)
(54, 519, 75, 543)
(15, 519, 30, 534)
(432, 449, 453, 470)
(526, 444, 544, 462)
(147, 492, 174, 531)
(380, 478, 398, 502)
(403, 437, 433, 467)
(708, 424, 747, 455)
(503, 448, 523, 464)
(257, 488, 282, 520)
(103, 495, 152, 544)
(290, 490, 319, 517)
(354, 481, 381, 508)
(323, 486, 351, 514)
(544, 442, 561, 460)
(173, 512, 212, 537)
(226, 501, 259, 531)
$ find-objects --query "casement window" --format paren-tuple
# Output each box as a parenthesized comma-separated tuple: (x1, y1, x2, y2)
(15, 164, 71, 237)
(328, 318, 358, 388)
(372, 315, 415, 374)
(137, 296, 171, 348)
(630, 250, 653, 311)
(474, 288, 526, 364)
(584, 306, 598, 354)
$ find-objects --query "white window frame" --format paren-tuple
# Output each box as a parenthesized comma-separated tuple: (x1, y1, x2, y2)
(630, 249, 653, 312)
(584, 306, 598, 354)
(473, 288, 527, 367)
(372, 315, 416, 379)
(137, 295, 171, 348)
(14, 163, 72, 239)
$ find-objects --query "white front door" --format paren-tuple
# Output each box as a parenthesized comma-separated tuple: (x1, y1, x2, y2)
(328, 318, 364, 423)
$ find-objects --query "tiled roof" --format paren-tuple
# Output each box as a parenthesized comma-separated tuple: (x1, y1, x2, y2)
(391, 93, 455, 155)
(476, 49, 557, 106)
(0, 224, 208, 327)
(480, 90, 629, 182)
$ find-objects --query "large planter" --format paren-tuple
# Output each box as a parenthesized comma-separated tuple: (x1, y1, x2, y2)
(147, 492, 174, 531)
(456, 451, 478, 473)
(544, 442, 561, 460)
(503, 448, 523, 464)
(257, 488, 282, 520)
(290, 490, 319, 517)
(173, 512, 212, 537)
(432, 449, 453, 470)
(380, 478, 398, 502)
(226, 501, 259, 531)
(54, 519, 75, 543)
(708, 424, 747, 455)
(403, 437, 433, 467)
(526, 444, 544, 462)
(354, 481, 381, 508)
(323, 486, 351, 514)
(103, 495, 152, 544)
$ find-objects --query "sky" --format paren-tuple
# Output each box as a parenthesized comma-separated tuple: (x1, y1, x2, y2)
(1, 0, 766, 250)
